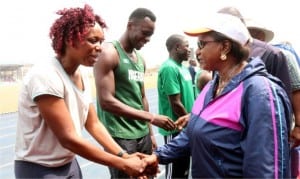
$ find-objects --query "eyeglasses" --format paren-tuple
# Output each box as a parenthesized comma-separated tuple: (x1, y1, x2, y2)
(197, 40, 217, 49)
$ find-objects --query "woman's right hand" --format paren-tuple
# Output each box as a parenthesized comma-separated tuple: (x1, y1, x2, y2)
(175, 113, 190, 130)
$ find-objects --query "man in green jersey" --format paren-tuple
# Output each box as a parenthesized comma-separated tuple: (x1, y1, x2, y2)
(93, 8, 176, 178)
(157, 34, 195, 179)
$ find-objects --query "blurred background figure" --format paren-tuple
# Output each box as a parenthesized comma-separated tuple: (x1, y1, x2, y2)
(188, 59, 198, 84)
(188, 58, 201, 98)
(157, 34, 195, 179)
(194, 69, 212, 96)
(245, 18, 274, 42)
(243, 16, 300, 149)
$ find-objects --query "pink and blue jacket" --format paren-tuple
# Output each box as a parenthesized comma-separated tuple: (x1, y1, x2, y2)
(155, 58, 292, 178)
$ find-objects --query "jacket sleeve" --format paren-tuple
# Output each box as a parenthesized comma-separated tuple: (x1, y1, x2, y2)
(240, 77, 291, 178)
(262, 48, 292, 97)
(154, 128, 190, 164)
(250, 40, 292, 97)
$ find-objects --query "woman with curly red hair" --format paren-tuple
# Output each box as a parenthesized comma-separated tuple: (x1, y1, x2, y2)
(14, 4, 146, 178)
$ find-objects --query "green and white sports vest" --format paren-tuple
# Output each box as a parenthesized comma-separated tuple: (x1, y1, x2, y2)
(97, 41, 149, 139)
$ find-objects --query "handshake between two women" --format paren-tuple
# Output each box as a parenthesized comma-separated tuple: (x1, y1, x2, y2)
(120, 114, 191, 178)
(120, 152, 160, 179)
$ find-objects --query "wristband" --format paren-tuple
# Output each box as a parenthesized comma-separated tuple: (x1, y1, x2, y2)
(295, 124, 300, 128)
(117, 150, 127, 157)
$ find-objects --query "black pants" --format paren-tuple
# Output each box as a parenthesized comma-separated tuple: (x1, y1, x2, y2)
(14, 158, 82, 179)
(164, 133, 190, 179)
(108, 133, 152, 179)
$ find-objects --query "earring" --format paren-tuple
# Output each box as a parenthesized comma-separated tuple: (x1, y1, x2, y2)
(220, 54, 227, 61)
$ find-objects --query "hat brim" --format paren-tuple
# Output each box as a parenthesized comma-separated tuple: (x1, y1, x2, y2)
(184, 28, 212, 36)
(247, 27, 274, 42)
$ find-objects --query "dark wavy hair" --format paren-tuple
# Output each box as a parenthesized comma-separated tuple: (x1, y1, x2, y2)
(49, 4, 107, 56)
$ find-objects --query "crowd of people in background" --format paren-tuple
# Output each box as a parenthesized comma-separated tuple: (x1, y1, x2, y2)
(14, 3, 300, 179)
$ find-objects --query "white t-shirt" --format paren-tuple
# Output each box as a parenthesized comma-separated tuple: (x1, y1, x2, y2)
(15, 58, 92, 167)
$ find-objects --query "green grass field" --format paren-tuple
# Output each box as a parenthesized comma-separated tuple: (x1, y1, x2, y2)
(0, 73, 158, 114)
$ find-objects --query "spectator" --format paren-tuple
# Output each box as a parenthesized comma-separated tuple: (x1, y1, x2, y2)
(243, 16, 300, 147)
(157, 34, 195, 179)
(188, 59, 198, 85)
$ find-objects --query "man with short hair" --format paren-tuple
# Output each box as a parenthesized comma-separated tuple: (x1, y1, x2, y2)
(94, 8, 176, 178)
(157, 34, 195, 179)
(243, 14, 300, 149)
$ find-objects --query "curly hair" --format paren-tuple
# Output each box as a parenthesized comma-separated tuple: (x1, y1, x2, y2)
(49, 4, 107, 56)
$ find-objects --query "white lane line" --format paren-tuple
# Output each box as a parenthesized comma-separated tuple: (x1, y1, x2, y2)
(80, 161, 93, 168)
(155, 169, 165, 179)
(0, 132, 15, 138)
(0, 162, 13, 169)
(0, 125, 15, 130)
(0, 144, 14, 150)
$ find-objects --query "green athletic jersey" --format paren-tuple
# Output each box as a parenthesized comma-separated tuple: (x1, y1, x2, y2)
(97, 41, 149, 139)
(157, 58, 195, 136)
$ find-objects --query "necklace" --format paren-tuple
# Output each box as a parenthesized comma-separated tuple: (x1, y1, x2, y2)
(216, 81, 227, 96)
(215, 62, 246, 96)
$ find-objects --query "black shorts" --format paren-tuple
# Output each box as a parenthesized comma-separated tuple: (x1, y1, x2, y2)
(109, 133, 152, 179)
(14, 158, 82, 179)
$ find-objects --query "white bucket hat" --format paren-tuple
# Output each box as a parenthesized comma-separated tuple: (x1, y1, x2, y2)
(245, 18, 274, 42)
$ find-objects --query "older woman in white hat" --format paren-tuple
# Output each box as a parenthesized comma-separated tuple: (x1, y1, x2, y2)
(143, 13, 291, 178)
